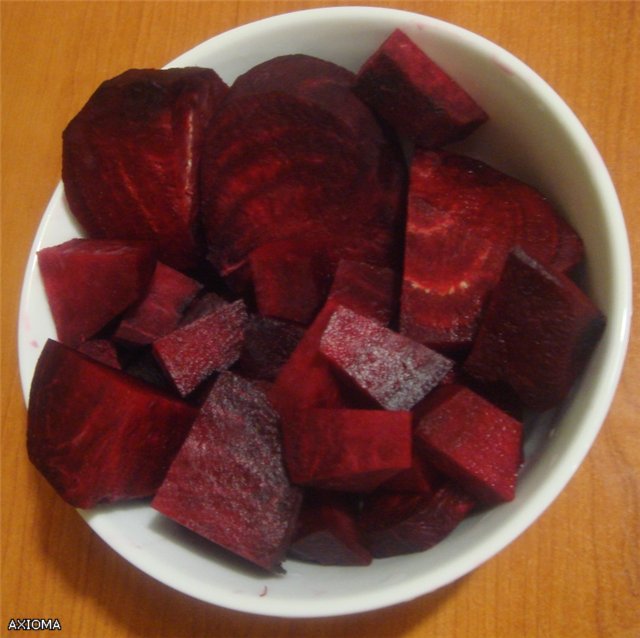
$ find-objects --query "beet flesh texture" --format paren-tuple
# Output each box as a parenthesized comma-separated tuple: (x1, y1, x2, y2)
(27, 339, 198, 509)
(199, 90, 406, 279)
(62, 67, 228, 272)
(289, 491, 372, 566)
(414, 384, 523, 503)
(76, 339, 121, 369)
(354, 29, 488, 148)
(464, 247, 606, 411)
(37, 238, 157, 347)
(359, 483, 476, 558)
(400, 150, 585, 352)
(152, 299, 248, 397)
(282, 408, 412, 492)
(319, 305, 453, 411)
(152, 372, 303, 573)
(115, 262, 202, 345)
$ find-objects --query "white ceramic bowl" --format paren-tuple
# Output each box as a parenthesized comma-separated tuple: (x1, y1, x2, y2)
(18, 6, 632, 618)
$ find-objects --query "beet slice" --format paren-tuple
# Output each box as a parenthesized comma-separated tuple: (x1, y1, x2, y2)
(152, 299, 247, 396)
(62, 67, 228, 272)
(115, 262, 203, 345)
(289, 491, 372, 566)
(464, 247, 606, 410)
(319, 305, 453, 410)
(414, 384, 523, 503)
(359, 483, 476, 558)
(27, 339, 198, 509)
(282, 408, 412, 493)
(354, 29, 488, 147)
(37, 238, 156, 347)
(199, 91, 406, 278)
(400, 150, 584, 351)
(152, 372, 302, 572)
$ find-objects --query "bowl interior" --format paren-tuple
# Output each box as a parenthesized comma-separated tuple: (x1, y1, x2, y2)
(18, 6, 631, 618)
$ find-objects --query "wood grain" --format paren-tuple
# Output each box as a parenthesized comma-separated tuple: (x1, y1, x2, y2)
(2, 2, 639, 636)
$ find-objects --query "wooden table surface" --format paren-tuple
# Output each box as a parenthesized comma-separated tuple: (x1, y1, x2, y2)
(2, 2, 639, 636)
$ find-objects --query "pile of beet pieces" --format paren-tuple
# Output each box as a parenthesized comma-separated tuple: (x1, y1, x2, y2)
(28, 30, 606, 572)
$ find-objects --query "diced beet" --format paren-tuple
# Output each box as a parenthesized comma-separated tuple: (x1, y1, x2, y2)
(359, 483, 476, 558)
(354, 29, 488, 147)
(62, 67, 228, 272)
(289, 491, 372, 566)
(37, 238, 156, 347)
(378, 448, 443, 494)
(327, 259, 398, 326)
(180, 291, 228, 325)
(115, 262, 202, 345)
(400, 150, 585, 352)
(319, 305, 453, 410)
(152, 372, 302, 572)
(152, 299, 247, 396)
(414, 384, 523, 503)
(199, 91, 406, 279)
(76, 339, 121, 369)
(234, 314, 305, 382)
(464, 247, 606, 410)
(249, 238, 334, 325)
(282, 408, 412, 492)
(27, 339, 198, 509)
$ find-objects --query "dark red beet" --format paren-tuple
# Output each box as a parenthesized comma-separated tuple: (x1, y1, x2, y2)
(152, 299, 247, 396)
(355, 29, 488, 147)
(400, 150, 584, 351)
(180, 291, 228, 325)
(282, 408, 412, 493)
(27, 339, 198, 509)
(62, 67, 228, 272)
(464, 247, 606, 410)
(378, 448, 443, 494)
(319, 305, 453, 410)
(152, 372, 302, 572)
(289, 491, 372, 566)
(115, 262, 202, 345)
(37, 238, 156, 347)
(76, 339, 121, 369)
(414, 384, 523, 503)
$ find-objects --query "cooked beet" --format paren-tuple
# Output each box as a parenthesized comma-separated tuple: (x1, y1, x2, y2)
(152, 299, 247, 396)
(27, 339, 198, 509)
(62, 67, 228, 272)
(152, 372, 302, 572)
(377, 449, 443, 494)
(464, 247, 606, 410)
(37, 238, 156, 347)
(319, 305, 453, 410)
(179, 291, 228, 325)
(414, 384, 523, 503)
(76, 338, 121, 369)
(400, 150, 584, 351)
(355, 29, 488, 147)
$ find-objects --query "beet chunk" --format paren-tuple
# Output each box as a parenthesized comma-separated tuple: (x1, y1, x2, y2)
(37, 238, 156, 347)
(152, 372, 303, 573)
(400, 150, 584, 352)
(152, 299, 247, 396)
(355, 29, 488, 147)
(319, 305, 453, 410)
(27, 339, 198, 509)
(464, 247, 606, 410)
(414, 384, 523, 503)
(359, 483, 476, 558)
(62, 67, 228, 272)
(76, 339, 121, 369)
(282, 408, 412, 493)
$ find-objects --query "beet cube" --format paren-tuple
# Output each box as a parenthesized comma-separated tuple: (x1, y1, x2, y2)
(27, 339, 198, 509)
(180, 291, 228, 325)
(414, 384, 523, 503)
(464, 247, 606, 410)
(152, 372, 302, 572)
(37, 238, 156, 347)
(319, 305, 453, 410)
(289, 491, 372, 566)
(282, 408, 412, 493)
(115, 262, 202, 344)
(152, 299, 247, 396)
(355, 29, 488, 147)
(378, 449, 443, 495)
(359, 483, 476, 558)
(76, 339, 121, 369)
